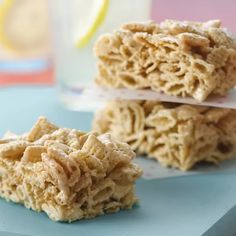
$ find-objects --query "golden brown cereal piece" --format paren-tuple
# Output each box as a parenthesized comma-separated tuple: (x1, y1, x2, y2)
(21, 146, 47, 163)
(178, 32, 210, 47)
(0, 140, 30, 160)
(94, 20, 236, 101)
(93, 101, 236, 171)
(122, 21, 160, 34)
(207, 28, 236, 48)
(207, 46, 230, 68)
(160, 19, 206, 35)
(27, 116, 58, 142)
(0, 117, 142, 222)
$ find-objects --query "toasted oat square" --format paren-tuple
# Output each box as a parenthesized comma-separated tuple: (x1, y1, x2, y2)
(93, 101, 236, 170)
(0, 117, 142, 222)
(94, 20, 236, 101)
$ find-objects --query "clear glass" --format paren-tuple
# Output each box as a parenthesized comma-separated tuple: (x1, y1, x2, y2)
(50, 0, 151, 110)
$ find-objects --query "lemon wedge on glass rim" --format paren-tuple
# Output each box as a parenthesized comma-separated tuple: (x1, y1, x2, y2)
(0, 0, 49, 54)
(74, 0, 109, 48)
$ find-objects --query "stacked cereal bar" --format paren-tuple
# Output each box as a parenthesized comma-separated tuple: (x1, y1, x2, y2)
(93, 101, 236, 171)
(93, 19, 236, 170)
(0, 117, 142, 222)
(95, 20, 236, 102)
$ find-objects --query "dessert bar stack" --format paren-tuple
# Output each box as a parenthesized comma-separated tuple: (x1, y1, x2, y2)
(93, 20, 236, 170)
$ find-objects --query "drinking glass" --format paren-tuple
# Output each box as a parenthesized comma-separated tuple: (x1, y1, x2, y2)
(50, 0, 151, 110)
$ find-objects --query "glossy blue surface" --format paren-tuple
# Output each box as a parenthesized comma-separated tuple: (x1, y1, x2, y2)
(0, 86, 235, 236)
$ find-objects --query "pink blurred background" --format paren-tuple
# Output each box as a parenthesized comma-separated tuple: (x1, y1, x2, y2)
(0, 0, 235, 86)
(151, 0, 236, 33)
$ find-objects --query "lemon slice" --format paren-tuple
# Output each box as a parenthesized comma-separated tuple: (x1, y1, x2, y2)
(75, 0, 109, 48)
(0, 0, 48, 54)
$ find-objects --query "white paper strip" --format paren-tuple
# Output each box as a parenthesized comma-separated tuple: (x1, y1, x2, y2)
(67, 86, 236, 110)
(134, 156, 236, 180)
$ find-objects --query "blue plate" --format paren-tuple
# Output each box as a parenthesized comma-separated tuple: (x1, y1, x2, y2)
(0, 87, 236, 236)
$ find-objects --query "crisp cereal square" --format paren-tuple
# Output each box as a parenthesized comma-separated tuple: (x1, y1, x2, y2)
(0, 117, 142, 222)
(93, 101, 236, 170)
(94, 20, 236, 101)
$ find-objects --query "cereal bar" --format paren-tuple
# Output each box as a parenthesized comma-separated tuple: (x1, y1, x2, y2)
(0, 117, 142, 222)
(93, 101, 236, 170)
(94, 20, 236, 101)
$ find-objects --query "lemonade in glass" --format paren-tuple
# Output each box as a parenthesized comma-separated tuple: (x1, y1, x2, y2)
(50, 0, 151, 109)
